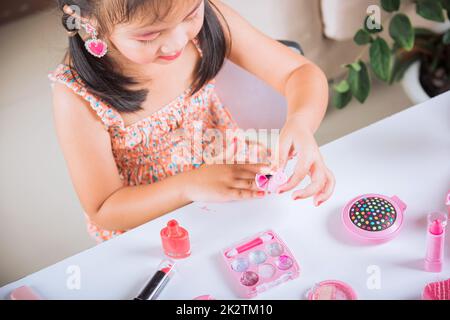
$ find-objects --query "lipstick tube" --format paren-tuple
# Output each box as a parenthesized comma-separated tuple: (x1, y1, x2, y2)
(424, 212, 448, 273)
(134, 260, 175, 300)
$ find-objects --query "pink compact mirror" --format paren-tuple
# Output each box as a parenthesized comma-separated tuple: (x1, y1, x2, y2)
(342, 194, 407, 243)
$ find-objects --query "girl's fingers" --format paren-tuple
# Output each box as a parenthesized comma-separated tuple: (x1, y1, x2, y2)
(313, 169, 336, 206)
(232, 178, 260, 191)
(237, 163, 271, 175)
(275, 139, 292, 171)
(278, 156, 313, 193)
(229, 188, 265, 200)
(236, 169, 262, 180)
(292, 163, 326, 201)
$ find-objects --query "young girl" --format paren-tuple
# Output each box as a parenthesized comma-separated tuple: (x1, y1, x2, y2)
(50, 0, 335, 242)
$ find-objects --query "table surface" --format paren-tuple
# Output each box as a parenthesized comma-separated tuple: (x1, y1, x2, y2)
(1, 92, 449, 300)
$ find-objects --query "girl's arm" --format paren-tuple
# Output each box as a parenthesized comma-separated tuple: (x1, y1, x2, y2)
(52, 83, 266, 231)
(211, 0, 335, 205)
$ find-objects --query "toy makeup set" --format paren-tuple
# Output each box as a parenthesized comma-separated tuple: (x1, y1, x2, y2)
(9, 186, 449, 300)
(221, 230, 300, 298)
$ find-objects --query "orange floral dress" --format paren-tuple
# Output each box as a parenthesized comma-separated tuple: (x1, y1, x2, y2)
(49, 38, 271, 243)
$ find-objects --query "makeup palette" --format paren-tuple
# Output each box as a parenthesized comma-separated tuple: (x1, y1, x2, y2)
(222, 230, 300, 298)
(307, 280, 357, 300)
(342, 194, 407, 243)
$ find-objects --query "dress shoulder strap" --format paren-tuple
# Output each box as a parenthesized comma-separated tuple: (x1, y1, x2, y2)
(48, 64, 123, 130)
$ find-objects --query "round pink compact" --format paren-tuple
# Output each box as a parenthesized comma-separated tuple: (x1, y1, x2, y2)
(308, 280, 357, 300)
(193, 295, 215, 300)
(342, 194, 407, 243)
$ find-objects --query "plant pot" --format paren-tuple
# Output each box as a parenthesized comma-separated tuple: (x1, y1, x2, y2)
(402, 61, 430, 105)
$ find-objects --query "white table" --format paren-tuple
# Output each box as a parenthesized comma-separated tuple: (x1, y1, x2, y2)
(1, 93, 449, 300)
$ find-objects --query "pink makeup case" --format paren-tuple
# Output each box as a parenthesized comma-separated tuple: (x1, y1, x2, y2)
(342, 194, 407, 244)
(222, 230, 300, 298)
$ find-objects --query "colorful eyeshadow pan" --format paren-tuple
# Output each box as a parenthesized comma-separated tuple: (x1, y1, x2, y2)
(342, 194, 407, 244)
(266, 242, 284, 257)
(231, 258, 249, 272)
(240, 271, 259, 286)
(276, 255, 293, 270)
(249, 250, 267, 264)
(258, 264, 276, 279)
(222, 230, 300, 298)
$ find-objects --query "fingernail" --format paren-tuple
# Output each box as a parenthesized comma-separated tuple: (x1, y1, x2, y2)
(257, 191, 265, 197)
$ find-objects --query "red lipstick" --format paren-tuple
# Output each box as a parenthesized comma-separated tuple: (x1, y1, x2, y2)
(134, 260, 175, 300)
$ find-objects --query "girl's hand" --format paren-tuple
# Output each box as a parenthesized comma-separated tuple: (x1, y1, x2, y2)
(184, 163, 270, 202)
(275, 114, 335, 206)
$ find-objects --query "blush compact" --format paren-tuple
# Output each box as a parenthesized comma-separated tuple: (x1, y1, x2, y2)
(307, 280, 357, 300)
(342, 194, 407, 243)
(222, 230, 300, 298)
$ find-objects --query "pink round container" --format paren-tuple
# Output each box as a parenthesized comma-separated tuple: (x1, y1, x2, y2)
(308, 280, 357, 300)
(193, 295, 215, 300)
(342, 194, 407, 244)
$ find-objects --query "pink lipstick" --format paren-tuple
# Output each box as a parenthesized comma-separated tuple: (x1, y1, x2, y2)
(424, 212, 448, 272)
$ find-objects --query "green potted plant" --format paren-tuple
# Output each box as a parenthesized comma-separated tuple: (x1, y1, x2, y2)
(332, 0, 450, 109)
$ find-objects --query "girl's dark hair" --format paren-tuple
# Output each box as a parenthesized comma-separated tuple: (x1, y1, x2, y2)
(57, 0, 230, 113)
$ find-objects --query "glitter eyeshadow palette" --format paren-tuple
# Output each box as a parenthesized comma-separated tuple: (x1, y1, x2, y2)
(342, 194, 407, 243)
(222, 230, 300, 298)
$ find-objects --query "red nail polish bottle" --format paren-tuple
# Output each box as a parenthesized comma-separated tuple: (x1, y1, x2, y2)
(160, 220, 191, 259)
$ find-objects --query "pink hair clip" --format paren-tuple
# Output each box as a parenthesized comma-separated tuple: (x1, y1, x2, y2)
(255, 169, 288, 194)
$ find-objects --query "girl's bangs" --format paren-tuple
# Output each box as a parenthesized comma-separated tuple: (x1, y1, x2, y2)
(100, 0, 198, 30)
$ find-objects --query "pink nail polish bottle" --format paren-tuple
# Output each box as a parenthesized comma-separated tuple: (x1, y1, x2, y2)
(160, 220, 191, 259)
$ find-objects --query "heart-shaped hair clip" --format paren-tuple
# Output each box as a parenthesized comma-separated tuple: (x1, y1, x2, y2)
(255, 169, 288, 194)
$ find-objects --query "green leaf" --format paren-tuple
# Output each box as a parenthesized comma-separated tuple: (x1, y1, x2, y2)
(389, 14, 415, 51)
(354, 29, 373, 45)
(347, 61, 371, 103)
(365, 16, 384, 34)
(348, 62, 362, 72)
(381, 0, 400, 12)
(443, 30, 450, 44)
(370, 37, 393, 82)
(334, 80, 350, 93)
(416, 0, 445, 22)
(332, 89, 352, 109)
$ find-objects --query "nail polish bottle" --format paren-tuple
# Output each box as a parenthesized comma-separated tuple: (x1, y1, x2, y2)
(160, 219, 191, 259)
